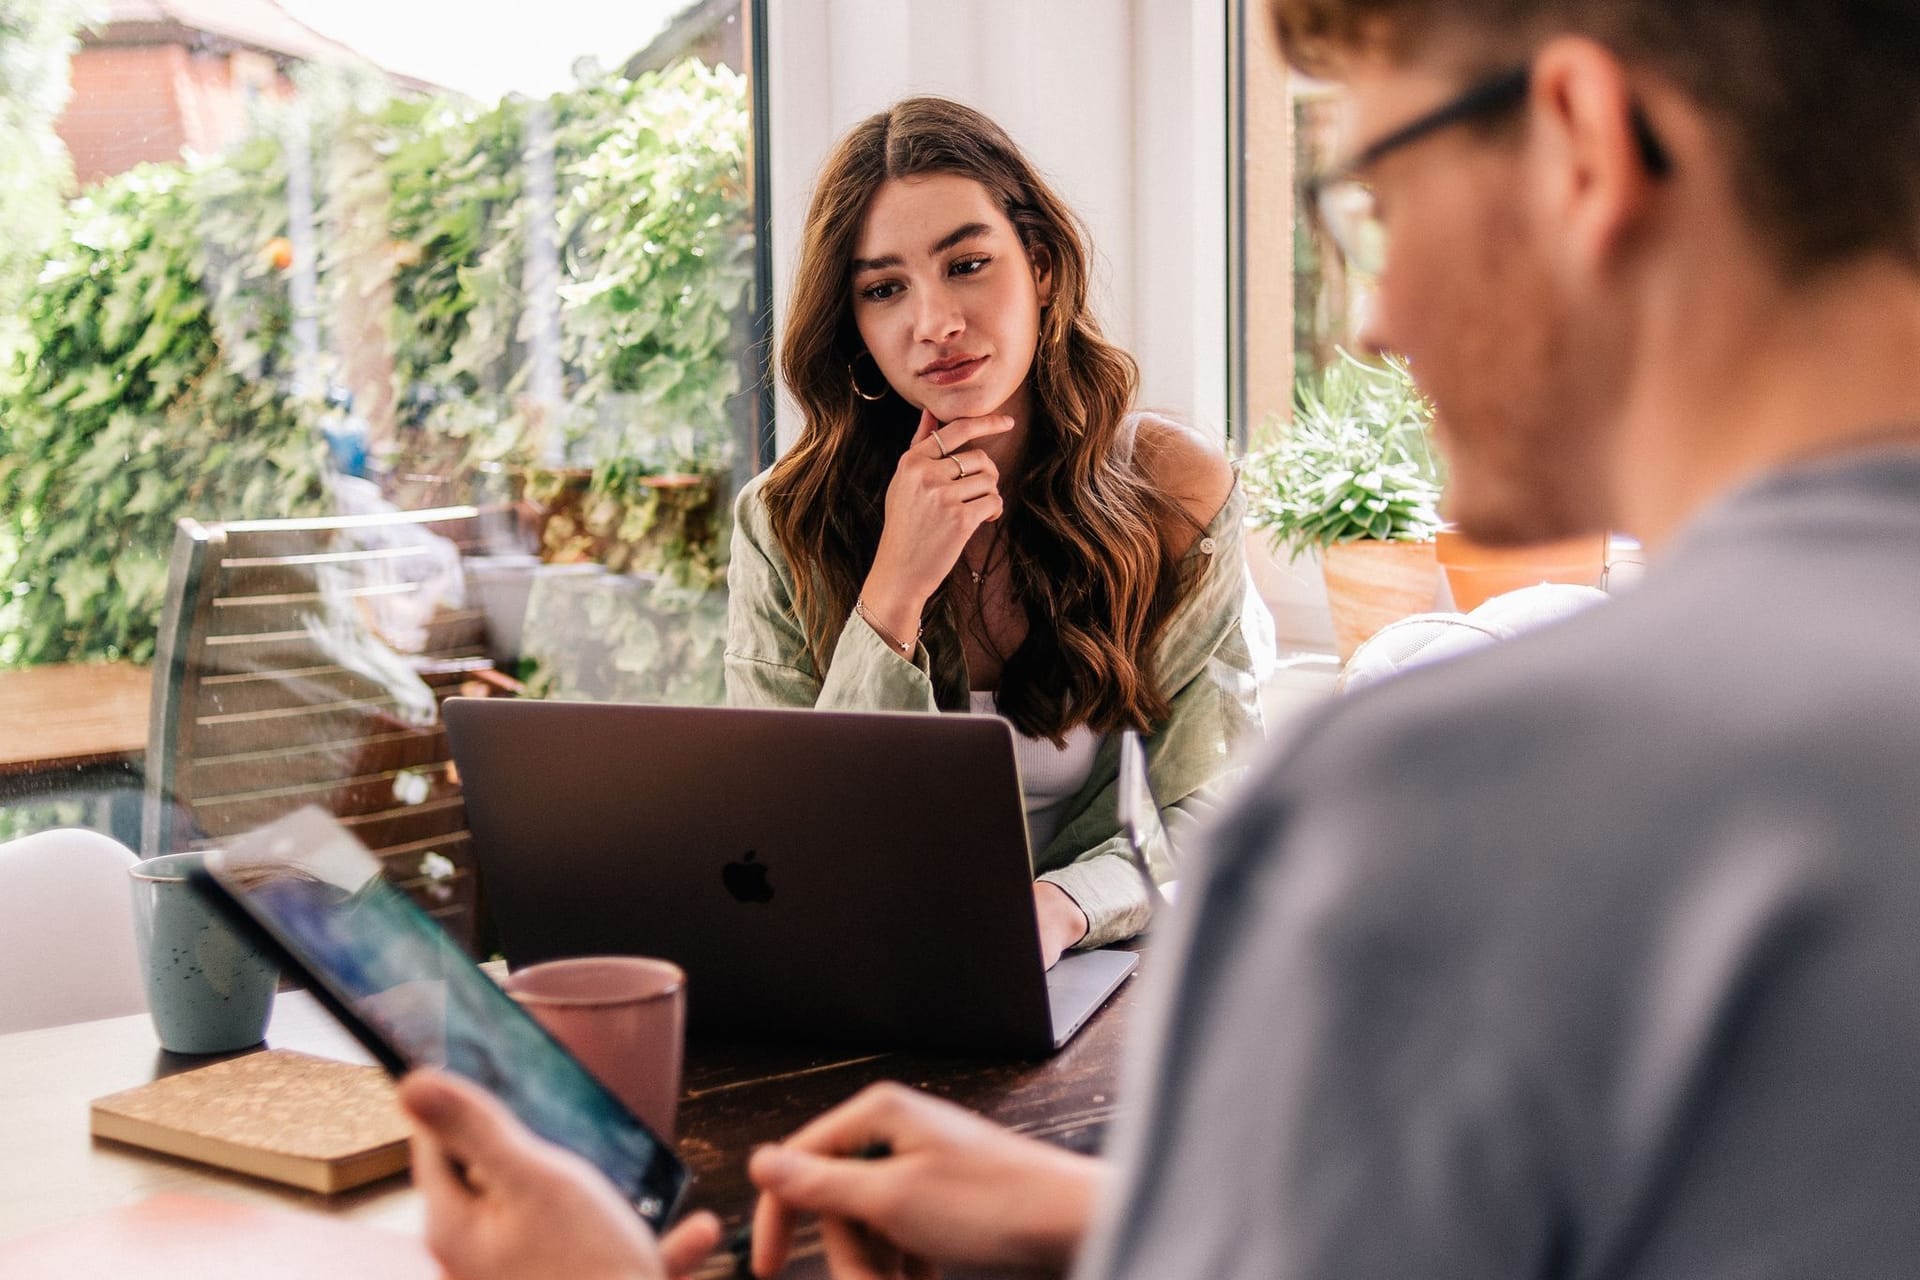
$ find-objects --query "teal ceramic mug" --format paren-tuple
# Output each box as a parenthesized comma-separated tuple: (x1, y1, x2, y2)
(128, 851, 278, 1054)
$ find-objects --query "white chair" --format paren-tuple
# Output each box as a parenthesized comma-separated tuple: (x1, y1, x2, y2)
(0, 828, 147, 1034)
(1339, 582, 1611, 694)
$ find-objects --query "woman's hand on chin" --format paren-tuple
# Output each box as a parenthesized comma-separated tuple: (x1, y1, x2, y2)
(860, 408, 1013, 643)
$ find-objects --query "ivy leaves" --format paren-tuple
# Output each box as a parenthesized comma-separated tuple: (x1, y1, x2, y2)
(0, 0, 81, 325)
(0, 56, 750, 671)
(0, 162, 326, 667)
(560, 61, 754, 446)
(382, 60, 752, 487)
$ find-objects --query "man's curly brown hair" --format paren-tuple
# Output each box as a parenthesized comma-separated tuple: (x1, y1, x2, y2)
(1268, 0, 1920, 277)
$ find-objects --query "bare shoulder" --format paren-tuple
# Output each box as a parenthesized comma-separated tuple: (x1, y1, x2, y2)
(1130, 412, 1234, 530)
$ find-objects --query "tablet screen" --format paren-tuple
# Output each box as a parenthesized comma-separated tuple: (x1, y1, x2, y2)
(204, 807, 687, 1227)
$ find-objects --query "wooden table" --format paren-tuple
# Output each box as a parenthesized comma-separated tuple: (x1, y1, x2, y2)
(0, 662, 151, 775)
(0, 973, 1139, 1278)
(0, 662, 151, 847)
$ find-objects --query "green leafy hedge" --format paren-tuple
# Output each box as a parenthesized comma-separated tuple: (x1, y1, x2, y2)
(0, 59, 751, 667)
(0, 0, 80, 320)
(0, 162, 328, 666)
(376, 63, 752, 523)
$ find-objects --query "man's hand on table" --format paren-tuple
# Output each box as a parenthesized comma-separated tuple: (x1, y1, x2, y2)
(396, 1071, 1103, 1280)
(399, 1070, 721, 1280)
(747, 1081, 1104, 1280)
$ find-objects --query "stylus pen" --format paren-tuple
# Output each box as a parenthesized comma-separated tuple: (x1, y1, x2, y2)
(725, 1141, 893, 1278)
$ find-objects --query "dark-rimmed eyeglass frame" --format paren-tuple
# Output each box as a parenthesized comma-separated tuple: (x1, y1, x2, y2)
(1301, 62, 1673, 282)
(1301, 65, 1533, 281)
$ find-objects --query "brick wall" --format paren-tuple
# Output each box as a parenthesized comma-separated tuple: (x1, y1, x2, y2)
(59, 45, 190, 185)
(57, 43, 295, 186)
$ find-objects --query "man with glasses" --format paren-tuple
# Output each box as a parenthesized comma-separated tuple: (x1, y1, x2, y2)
(398, 1, 1920, 1276)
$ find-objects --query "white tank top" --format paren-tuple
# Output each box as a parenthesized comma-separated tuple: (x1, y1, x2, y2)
(969, 691, 1104, 853)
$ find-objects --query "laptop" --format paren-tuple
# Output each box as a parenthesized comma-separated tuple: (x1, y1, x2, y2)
(443, 699, 1139, 1056)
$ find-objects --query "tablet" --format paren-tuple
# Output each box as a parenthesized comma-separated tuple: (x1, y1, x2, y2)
(194, 806, 688, 1228)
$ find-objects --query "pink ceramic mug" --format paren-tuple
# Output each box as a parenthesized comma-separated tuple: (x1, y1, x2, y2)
(504, 956, 686, 1142)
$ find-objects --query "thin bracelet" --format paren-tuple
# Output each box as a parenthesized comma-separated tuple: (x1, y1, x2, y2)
(854, 598, 921, 657)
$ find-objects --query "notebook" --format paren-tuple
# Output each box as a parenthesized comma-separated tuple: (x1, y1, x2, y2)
(444, 700, 1138, 1056)
(89, 1049, 411, 1193)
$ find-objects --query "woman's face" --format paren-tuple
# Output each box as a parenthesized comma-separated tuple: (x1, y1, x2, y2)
(848, 172, 1053, 425)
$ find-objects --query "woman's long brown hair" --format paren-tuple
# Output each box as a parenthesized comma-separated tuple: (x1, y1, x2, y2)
(764, 97, 1200, 743)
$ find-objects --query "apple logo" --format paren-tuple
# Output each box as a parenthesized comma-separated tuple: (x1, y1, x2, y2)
(721, 850, 775, 904)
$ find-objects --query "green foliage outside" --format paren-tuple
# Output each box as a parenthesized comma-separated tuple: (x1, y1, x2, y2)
(0, 0, 87, 603)
(518, 469, 734, 706)
(1244, 350, 1446, 560)
(559, 68, 752, 470)
(0, 57, 752, 670)
(0, 0, 82, 319)
(0, 162, 330, 666)
(0, 798, 95, 845)
(373, 61, 753, 701)
(521, 569, 728, 707)
(368, 60, 752, 559)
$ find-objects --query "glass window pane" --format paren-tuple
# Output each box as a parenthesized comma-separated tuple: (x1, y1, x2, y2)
(0, 3, 763, 902)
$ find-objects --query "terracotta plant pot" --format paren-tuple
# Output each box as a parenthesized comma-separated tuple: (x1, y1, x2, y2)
(1320, 539, 1440, 662)
(1435, 529, 1608, 613)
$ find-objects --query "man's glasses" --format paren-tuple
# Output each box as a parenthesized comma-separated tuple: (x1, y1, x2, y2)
(1302, 63, 1672, 281)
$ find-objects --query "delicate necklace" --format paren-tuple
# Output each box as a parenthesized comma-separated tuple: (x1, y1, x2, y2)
(960, 527, 1008, 586)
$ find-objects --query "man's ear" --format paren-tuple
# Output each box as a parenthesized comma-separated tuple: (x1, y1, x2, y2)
(1029, 242, 1055, 307)
(1528, 36, 1663, 274)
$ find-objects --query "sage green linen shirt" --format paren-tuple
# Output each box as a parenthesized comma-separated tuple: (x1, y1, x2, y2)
(723, 471, 1266, 949)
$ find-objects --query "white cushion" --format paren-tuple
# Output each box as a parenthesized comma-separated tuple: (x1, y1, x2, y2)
(1340, 583, 1609, 694)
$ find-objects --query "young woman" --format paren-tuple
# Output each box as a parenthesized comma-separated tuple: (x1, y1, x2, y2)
(726, 97, 1266, 965)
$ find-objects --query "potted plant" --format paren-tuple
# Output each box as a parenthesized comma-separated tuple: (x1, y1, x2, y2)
(1244, 350, 1444, 661)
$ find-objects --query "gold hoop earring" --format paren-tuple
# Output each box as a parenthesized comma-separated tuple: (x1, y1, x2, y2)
(850, 351, 889, 402)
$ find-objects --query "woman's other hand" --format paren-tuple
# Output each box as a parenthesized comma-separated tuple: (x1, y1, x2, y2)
(858, 409, 1012, 649)
(1034, 881, 1090, 969)
(747, 1081, 1104, 1280)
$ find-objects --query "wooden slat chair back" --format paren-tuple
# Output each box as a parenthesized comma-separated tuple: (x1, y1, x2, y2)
(144, 505, 501, 952)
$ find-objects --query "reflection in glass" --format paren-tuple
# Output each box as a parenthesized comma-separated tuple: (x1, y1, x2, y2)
(1, 6, 758, 851)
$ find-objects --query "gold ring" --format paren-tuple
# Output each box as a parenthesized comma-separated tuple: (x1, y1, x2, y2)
(929, 427, 951, 458)
(951, 456, 970, 481)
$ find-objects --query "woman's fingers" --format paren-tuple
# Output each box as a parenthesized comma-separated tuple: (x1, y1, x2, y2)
(899, 449, 999, 524)
(936, 448, 999, 486)
(917, 412, 1014, 457)
(910, 407, 938, 449)
(951, 473, 1003, 508)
